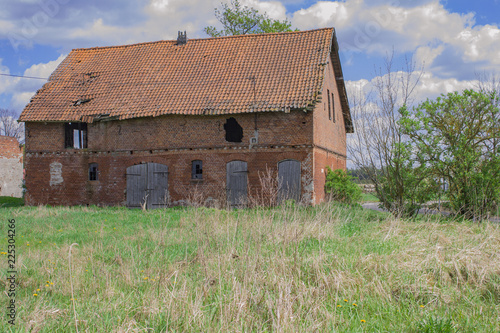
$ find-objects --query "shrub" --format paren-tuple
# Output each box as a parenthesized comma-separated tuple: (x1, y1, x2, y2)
(324, 167, 362, 204)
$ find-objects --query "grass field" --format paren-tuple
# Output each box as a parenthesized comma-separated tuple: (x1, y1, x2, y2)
(1, 202, 499, 332)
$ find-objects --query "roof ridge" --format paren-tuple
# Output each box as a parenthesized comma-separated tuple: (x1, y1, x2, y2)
(72, 27, 334, 52)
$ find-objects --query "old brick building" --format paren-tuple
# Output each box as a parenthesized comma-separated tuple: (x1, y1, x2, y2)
(19, 28, 352, 207)
(0, 136, 23, 198)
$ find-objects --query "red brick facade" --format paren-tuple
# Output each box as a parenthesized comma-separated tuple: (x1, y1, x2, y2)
(24, 107, 346, 206)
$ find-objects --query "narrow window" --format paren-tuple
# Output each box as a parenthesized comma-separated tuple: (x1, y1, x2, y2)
(89, 163, 98, 181)
(65, 123, 87, 149)
(224, 117, 243, 143)
(331, 92, 335, 123)
(327, 89, 332, 120)
(192, 160, 203, 180)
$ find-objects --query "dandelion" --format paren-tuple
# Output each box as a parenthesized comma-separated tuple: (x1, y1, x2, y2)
(45, 284, 49, 287)
(420, 305, 425, 308)
(337, 305, 342, 308)
(39, 241, 42, 243)
(50, 282, 54, 285)
(144, 277, 149, 280)
(361, 319, 366, 323)
(36, 289, 40, 292)
(344, 299, 348, 302)
(353, 303, 358, 307)
(33, 294, 38, 297)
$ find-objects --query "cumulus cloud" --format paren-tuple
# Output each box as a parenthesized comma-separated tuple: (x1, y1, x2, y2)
(0, 54, 66, 112)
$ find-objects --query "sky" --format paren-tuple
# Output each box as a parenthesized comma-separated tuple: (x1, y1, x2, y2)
(0, 0, 499, 114)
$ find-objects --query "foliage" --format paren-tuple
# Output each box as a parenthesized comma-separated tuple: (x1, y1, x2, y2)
(347, 54, 434, 217)
(0, 196, 24, 207)
(204, 0, 295, 37)
(325, 167, 362, 204)
(377, 116, 438, 217)
(400, 90, 500, 220)
(416, 315, 456, 333)
(0, 205, 499, 332)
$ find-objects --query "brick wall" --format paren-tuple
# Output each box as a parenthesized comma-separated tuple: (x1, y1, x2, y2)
(24, 148, 314, 206)
(26, 111, 313, 152)
(0, 136, 23, 197)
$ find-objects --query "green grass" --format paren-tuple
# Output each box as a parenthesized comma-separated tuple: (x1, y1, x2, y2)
(0, 197, 24, 208)
(361, 192, 379, 202)
(0, 203, 499, 332)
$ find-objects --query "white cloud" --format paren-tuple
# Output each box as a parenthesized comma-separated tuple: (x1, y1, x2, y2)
(1, 54, 66, 112)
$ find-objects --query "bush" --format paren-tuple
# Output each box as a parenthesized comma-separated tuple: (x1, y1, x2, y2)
(324, 167, 362, 204)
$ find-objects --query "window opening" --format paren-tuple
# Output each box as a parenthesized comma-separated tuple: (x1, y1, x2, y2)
(65, 123, 87, 149)
(89, 163, 98, 181)
(192, 160, 203, 180)
(331, 92, 335, 123)
(224, 117, 243, 143)
(327, 89, 332, 120)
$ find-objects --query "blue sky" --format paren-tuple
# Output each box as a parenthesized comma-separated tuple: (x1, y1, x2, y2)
(0, 0, 499, 114)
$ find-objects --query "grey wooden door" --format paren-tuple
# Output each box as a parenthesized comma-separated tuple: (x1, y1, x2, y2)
(226, 161, 248, 208)
(148, 163, 169, 209)
(126, 163, 168, 209)
(278, 159, 301, 203)
(126, 164, 147, 208)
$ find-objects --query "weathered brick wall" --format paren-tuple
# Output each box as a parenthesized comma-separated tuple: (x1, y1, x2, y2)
(24, 111, 317, 206)
(313, 61, 347, 157)
(26, 111, 313, 152)
(0, 136, 23, 198)
(312, 148, 346, 204)
(24, 148, 314, 206)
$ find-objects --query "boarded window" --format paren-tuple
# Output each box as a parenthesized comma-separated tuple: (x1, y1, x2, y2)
(89, 163, 98, 181)
(65, 123, 87, 149)
(224, 117, 243, 142)
(192, 160, 203, 179)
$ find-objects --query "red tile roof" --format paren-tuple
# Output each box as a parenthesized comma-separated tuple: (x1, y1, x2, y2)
(19, 28, 352, 131)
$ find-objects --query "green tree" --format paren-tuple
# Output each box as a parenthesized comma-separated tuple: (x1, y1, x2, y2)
(348, 54, 435, 217)
(204, 0, 295, 37)
(400, 90, 500, 220)
(325, 168, 362, 205)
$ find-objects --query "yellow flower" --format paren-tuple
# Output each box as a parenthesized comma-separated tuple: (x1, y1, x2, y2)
(361, 319, 366, 323)
(39, 241, 42, 243)
(45, 284, 49, 287)
(344, 299, 348, 302)
(353, 303, 358, 307)
(33, 294, 38, 297)
(337, 305, 342, 308)
(144, 277, 149, 280)
(50, 282, 54, 285)
(420, 305, 425, 308)
(36, 289, 40, 291)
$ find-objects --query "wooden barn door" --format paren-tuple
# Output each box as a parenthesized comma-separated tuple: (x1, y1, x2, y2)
(126, 163, 168, 209)
(277, 160, 301, 203)
(226, 161, 248, 208)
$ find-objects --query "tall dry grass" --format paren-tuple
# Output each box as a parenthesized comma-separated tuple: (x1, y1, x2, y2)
(0, 203, 499, 332)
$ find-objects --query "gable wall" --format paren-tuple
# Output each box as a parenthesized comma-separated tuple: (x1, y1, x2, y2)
(311, 60, 348, 204)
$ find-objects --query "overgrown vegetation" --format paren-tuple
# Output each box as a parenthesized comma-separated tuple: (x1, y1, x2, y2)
(400, 90, 500, 220)
(324, 167, 362, 205)
(1, 204, 499, 332)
